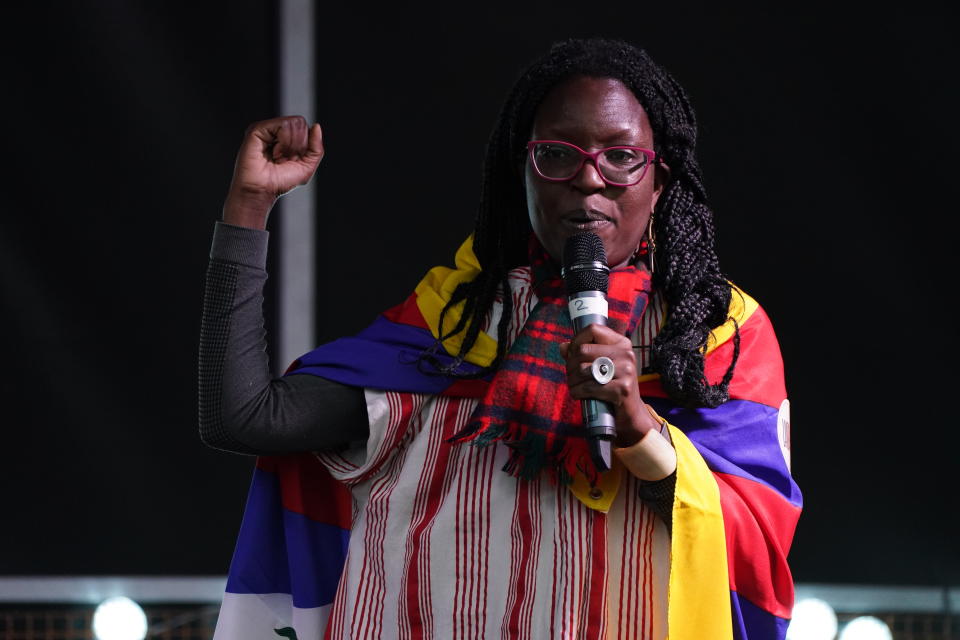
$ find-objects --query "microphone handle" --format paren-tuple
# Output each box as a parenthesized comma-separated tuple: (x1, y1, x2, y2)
(569, 291, 617, 473)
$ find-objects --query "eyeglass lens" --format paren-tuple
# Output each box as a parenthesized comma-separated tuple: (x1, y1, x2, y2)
(532, 142, 649, 185)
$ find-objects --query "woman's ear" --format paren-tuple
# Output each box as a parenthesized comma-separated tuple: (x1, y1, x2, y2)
(653, 161, 671, 203)
(655, 161, 671, 190)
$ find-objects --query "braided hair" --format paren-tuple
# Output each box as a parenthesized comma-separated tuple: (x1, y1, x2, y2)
(420, 37, 740, 409)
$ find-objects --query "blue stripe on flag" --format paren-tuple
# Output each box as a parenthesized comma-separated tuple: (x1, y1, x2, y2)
(646, 397, 801, 507)
(225, 467, 349, 608)
(287, 315, 485, 392)
(731, 590, 790, 640)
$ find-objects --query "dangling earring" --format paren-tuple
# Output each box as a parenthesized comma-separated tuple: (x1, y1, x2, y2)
(632, 214, 656, 271)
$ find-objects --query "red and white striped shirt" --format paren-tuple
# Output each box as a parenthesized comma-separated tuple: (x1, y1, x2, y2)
(317, 270, 670, 640)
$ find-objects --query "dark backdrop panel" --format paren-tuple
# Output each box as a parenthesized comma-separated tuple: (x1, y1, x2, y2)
(1, 4, 956, 584)
(1, 2, 278, 573)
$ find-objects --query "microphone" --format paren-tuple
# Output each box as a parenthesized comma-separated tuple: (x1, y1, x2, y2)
(562, 233, 616, 473)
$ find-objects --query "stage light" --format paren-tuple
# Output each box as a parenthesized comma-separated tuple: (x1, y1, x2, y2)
(92, 596, 148, 640)
(839, 616, 893, 640)
(786, 597, 838, 640)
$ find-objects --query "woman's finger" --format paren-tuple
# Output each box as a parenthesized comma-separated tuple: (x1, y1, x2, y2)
(568, 323, 628, 348)
(567, 374, 635, 405)
(563, 340, 635, 375)
(567, 351, 637, 385)
(304, 123, 325, 163)
(272, 118, 295, 161)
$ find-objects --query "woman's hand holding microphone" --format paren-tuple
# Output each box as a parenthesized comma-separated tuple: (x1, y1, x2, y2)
(560, 325, 677, 481)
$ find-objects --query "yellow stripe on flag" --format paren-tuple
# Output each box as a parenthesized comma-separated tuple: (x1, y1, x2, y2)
(667, 423, 733, 639)
(705, 285, 759, 353)
(413, 235, 498, 368)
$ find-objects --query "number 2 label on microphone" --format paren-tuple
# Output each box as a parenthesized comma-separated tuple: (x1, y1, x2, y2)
(568, 296, 608, 320)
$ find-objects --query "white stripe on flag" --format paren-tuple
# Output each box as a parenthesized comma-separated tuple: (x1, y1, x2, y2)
(214, 592, 331, 640)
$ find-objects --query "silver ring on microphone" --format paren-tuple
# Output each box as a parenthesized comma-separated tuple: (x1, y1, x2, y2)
(590, 356, 615, 385)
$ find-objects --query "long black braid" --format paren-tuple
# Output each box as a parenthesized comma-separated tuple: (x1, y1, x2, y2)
(419, 37, 740, 408)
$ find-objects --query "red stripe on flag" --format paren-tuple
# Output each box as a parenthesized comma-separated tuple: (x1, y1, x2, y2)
(443, 378, 489, 398)
(255, 454, 351, 529)
(636, 304, 786, 409)
(715, 471, 800, 619)
(382, 292, 431, 329)
(705, 306, 786, 409)
(637, 378, 668, 399)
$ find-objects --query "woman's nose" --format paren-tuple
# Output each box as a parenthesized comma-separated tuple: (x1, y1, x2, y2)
(570, 159, 606, 192)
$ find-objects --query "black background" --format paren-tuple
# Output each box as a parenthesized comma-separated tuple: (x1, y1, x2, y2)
(2, 3, 957, 586)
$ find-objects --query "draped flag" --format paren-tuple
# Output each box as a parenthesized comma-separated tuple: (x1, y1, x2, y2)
(642, 290, 802, 639)
(213, 235, 801, 640)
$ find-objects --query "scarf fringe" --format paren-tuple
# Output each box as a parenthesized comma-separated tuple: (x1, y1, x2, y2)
(450, 420, 600, 486)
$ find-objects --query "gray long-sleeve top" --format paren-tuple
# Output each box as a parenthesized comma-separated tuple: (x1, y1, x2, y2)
(198, 221, 368, 455)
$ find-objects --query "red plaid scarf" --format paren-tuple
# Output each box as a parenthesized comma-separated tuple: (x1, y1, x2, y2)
(450, 237, 653, 486)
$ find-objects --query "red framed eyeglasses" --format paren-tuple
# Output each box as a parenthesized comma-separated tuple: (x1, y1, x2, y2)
(527, 140, 658, 187)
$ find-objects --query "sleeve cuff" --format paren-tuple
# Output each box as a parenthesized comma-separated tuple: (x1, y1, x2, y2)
(210, 221, 269, 269)
(614, 406, 677, 481)
(615, 427, 677, 481)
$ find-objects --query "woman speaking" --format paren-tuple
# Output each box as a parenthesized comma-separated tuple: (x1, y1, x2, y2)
(199, 38, 801, 640)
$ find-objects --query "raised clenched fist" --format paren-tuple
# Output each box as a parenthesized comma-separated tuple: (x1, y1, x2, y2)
(222, 115, 324, 229)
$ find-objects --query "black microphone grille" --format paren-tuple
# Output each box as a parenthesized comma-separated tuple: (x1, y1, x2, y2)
(563, 233, 607, 270)
(562, 233, 609, 295)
